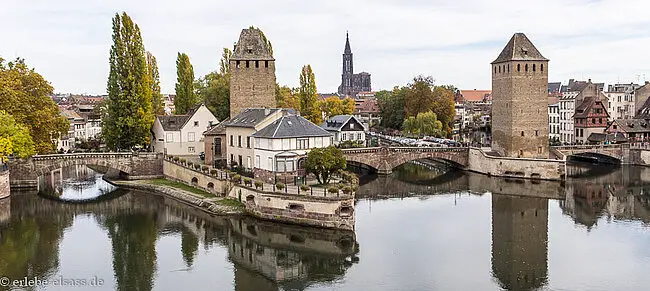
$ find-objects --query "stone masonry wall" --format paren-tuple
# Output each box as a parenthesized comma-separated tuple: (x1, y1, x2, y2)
(467, 148, 565, 180)
(0, 170, 9, 199)
(229, 60, 276, 118)
(129, 153, 164, 179)
(492, 60, 549, 158)
(164, 160, 354, 230)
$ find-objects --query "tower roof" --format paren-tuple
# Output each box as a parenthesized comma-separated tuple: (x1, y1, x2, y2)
(232, 27, 274, 61)
(491, 33, 548, 64)
(344, 32, 352, 54)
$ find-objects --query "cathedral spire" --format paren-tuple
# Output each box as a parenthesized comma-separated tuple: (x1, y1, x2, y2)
(344, 32, 352, 54)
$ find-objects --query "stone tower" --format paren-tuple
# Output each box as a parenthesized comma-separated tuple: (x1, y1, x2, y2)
(491, 195, 548, 290)
(229, 28, 277, 118)
(491, 33, 549, 158)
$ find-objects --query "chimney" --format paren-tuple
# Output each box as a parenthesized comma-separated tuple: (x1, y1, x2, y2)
(264, 108, 270, 116)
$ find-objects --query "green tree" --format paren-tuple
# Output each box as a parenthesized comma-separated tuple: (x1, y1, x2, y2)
(174, 52, 197, 114)
(0, 110, 34, 161)
(298, 65, 321, 124)
(0, 58, 69, 154)
(404, 75, 435, 117)
(103, 12, 154, 150)
(146, 51, 164, 115)
(275, 84, 299, 110)
(377, 87, 406, 130)
(304, 146, 346, 184)
(402, 111, 443, 137)
(196, 48, 231, 121)
(430, 86, 456, 136)
(181, 228, 199, 267)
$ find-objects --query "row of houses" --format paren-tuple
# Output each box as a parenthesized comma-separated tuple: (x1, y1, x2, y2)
(152, 104, 367, 183)
(547, 79, 650, 145)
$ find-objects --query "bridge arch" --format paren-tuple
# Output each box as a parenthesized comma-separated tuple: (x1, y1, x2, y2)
(342, 147, 469, 175)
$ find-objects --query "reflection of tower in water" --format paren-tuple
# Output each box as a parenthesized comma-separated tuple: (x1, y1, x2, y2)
(491, 194, 548, 290)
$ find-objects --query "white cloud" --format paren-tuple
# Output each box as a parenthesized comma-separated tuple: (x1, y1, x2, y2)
(1, 0, 649, 95)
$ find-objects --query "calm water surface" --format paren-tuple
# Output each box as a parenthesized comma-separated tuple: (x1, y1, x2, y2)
(0, 163, 649, 291)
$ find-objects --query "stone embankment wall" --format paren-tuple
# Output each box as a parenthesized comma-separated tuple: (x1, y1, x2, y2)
(163, 160, 355, 230)
(0, 170, 9, 199)
(467, 148, 565, 180)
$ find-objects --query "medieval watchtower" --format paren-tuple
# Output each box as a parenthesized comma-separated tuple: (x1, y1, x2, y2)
(491, 33, 549, 158)
(230, 28, 277, 118)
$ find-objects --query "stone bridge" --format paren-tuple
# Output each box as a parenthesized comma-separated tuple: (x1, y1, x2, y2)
(553, 144, 635, 164)
(6, 152, 163, 188)
(342, 147, 469, 175)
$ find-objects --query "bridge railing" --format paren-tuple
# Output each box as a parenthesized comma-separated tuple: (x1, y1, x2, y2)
(342, 146, 468, 154)
(31, 152, 135, 161)
(552, 144, 623, 150)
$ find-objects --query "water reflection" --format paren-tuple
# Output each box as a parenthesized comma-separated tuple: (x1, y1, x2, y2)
(37, 165, 116, 201)
(0, 187, 359, 291)
(491, 195, 548, 290)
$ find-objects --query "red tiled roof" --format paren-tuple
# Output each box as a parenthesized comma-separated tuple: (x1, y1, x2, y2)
(355, 98, 379, 113)
(458, 90, 491, 102)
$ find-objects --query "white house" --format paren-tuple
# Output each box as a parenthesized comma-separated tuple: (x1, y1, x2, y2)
(252, 115, 333, 183)
(548, 97, 560, 142)
(320, 115, 366, 146)
(151, 103, 218, 157)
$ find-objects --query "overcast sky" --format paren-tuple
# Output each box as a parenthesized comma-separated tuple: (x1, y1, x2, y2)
(2, 0, 650, 95)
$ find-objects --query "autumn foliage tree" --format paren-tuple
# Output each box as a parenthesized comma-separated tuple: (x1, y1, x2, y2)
(275, 84, 299, 110)
(403, 75, 456, 136)
(0, 58, 68, 154)
(318, 96, 355, 119)
(103, 12, 154, 151)
(298, 65, 321, 124)
(0, 110, 35, 161)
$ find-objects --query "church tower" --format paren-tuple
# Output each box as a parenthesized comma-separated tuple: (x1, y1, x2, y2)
(229, 28, 277, 118)
(491, 33, 549, 158)
(339, 33, 354, 96)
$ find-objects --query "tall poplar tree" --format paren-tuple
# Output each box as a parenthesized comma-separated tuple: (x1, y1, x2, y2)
(103, 12, 154, 151)
(174, 53, 196, 115)
(146, 51, 164, 115)
(298, 65, 321, 124)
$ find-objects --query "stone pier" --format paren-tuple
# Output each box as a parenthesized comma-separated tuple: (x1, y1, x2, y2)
(0, 170, 9, 200)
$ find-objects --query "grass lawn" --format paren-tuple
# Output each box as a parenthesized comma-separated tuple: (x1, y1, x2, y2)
(214, 198, 245, 209)
(147, 178, 215, 198)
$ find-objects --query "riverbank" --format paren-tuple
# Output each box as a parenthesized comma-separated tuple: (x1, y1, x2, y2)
(105, 178, 245, 215)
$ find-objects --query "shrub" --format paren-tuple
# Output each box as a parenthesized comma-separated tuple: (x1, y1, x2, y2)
(328, 186, 339, 194)
(167, 155, 174, 160)
(173, 156, 179, 162)
(276, 182, 285, 190)
(232, 174, 242, 183)
(342, 186, 352, 194)
(300, 185, 310, 191)
(201, 165, 209, 172)
(194, 164, 201, 170)
(210, 169, 218, 176)
(187, 161, 193, 167)
(254, 180, 263, 189)
(244, 177, 252, 186)
(179, 158, 186, 164)
(352, 185, 358, 192)
(338, 183, 346, 189)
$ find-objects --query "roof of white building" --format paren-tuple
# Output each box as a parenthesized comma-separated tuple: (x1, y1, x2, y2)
(252, 115, 332, 139)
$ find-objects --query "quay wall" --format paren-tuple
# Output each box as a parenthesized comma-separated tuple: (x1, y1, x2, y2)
(163, 160, 355, 230)
(467, 147, 565, 180)
(0, 170, 9, 200)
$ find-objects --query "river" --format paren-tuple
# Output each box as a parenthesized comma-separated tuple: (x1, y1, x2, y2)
(0, 163, 649, 291)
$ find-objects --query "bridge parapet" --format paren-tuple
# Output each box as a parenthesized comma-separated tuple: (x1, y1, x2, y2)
(342, 146, 469, 174)
(31, 152, 136, 161)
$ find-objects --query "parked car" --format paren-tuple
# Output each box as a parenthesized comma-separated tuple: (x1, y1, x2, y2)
(199, 152, 205, 160)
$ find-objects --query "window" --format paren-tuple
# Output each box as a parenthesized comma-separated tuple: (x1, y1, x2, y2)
(535, 130, 538, 136)
(357, 133, 362, 140)
(246, 61, 249, 68)
(188, 132, 195, 142)
(282, 139, 290, 150)
(592, 118, 596, 124)
(538, 146, 542, 154)
(521, 131, 524, 136)
(268, 157, 273, 170)
(230, 135, 233, 146)
(255, 155, 260, 168)
(194, 121, 199, 127)
(265, 61, 269, 68)
(517, 64, 520, 72)
(214, 137, 222, 155)
(238, 155, 242, 167)
(231, 154, 234, 163)
(507, 64, 510, 72)
(342, 133, 347, 140)
(533, 64, 536, 72)
(238, 135, 242, 147)
(498, 66, 501, 73)
(247, 156, 251, 169)
(541, 64, 544, 71)
(494, 66, 497, 73)
(255, 60, 259, 68)
(525, 64, 528, 72)
(349, 123, 354, 129)
(255, 138, 261, 148)
(188, 146, 195, 153)
(297, 138, 309, 149)
(236, 60, 240, 68)
(599, 118, 602, 124)
(247, 137, 251, 148)
(166, 133, 173, 143)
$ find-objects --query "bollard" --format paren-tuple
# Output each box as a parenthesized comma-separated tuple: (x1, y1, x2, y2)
(310, 188, 313, 196)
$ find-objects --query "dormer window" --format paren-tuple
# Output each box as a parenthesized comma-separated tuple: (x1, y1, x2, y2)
(194, 121, 199, 127)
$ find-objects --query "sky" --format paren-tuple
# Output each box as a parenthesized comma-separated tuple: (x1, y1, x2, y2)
(2, 0, 650, 95)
